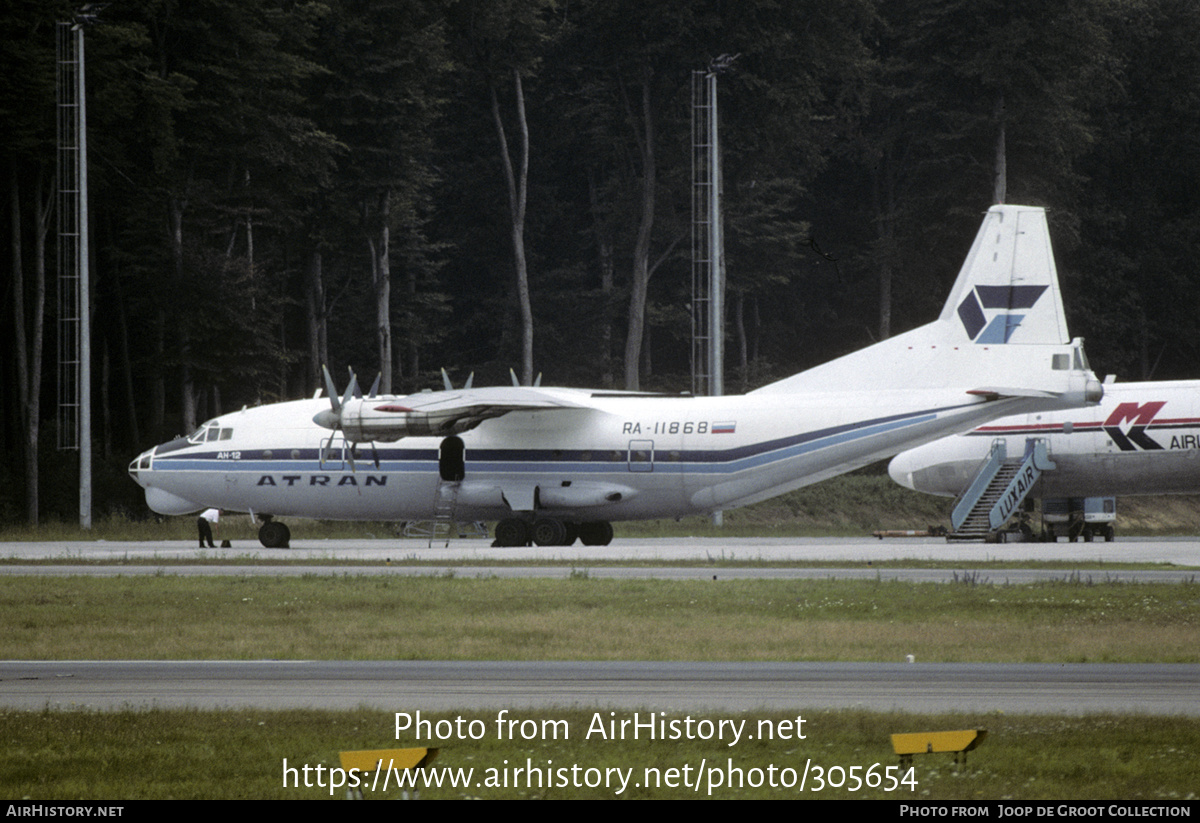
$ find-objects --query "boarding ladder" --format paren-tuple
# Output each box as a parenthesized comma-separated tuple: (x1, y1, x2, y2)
(948, 439, 1055, 542)
(427, 478, 461, 548)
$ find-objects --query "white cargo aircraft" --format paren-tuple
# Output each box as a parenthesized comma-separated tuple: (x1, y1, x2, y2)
(888, 379, 1200, 533)
(130, 205, 1102, 548)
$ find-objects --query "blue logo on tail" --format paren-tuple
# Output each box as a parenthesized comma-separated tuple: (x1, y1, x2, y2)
(957, 285, 1047, 343)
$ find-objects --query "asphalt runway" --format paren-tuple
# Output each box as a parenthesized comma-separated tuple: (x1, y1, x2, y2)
(3, 536, 1198, 715)
(3, 660, 1197, 714)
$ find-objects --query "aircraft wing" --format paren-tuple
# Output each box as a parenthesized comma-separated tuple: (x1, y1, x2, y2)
(322, 386, 591, 442)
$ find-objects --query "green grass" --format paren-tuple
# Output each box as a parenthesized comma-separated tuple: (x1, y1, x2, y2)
(3, 575, 1197, 662)
(2, 707, 1196, 800)
(4, 552, 1192, 570)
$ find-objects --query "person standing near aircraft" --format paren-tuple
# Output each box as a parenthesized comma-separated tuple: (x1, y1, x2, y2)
(198, 508, 219, 548)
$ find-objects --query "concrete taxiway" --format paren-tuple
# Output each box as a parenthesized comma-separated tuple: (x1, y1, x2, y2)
(3, 533, 1199, 565)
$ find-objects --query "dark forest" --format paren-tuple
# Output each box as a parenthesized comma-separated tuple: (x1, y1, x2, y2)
(5, 0, 1200, 523)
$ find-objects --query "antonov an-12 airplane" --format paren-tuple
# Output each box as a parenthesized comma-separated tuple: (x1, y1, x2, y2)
(888, 379, 1200, 540)
(129, 205, 1103, 548)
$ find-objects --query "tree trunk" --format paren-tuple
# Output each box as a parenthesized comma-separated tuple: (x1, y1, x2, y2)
(875, 177, 894, 341)
(305, 248, 327, 394)
(734, 290, 748, 392)
(873, 141, 898, 341)
(588, 171, 616, 388)
(993, 93, 1007, 206)
(152, 309, 165, 440)
(12, 163, 42, 524)
(169, 195, 197, 434)
(111, 265, 140, 449)
(623, 67, 655, 390)
(490, 69, 534, 386)
(406, 248, 419, 388)
(369, 188, 394, 394)
(101, 341, 112, 461)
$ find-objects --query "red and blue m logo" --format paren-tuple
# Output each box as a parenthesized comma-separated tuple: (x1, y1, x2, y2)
(1103, 401, 1165, 451)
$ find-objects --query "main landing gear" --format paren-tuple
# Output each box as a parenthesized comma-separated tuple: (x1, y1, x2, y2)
(493, 517, 614, 547)
(257, 517, 291, 548)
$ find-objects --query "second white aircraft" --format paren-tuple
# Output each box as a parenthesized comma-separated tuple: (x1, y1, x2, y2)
(129, 205, 1102, 547)
(888, 378, 1200, 539)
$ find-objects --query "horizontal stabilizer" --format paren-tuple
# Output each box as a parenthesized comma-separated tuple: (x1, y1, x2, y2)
(967, 387, 1061, 400)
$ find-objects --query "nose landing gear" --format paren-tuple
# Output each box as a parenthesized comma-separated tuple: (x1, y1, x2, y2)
(257, 517, 291, 548)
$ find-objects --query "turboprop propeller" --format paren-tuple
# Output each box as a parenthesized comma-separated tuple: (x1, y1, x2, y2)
(312, 364, 584, 448)
(314, 366, 385, 470)
(442, 368, 473, 390)
(313, 365, 358, 432)
(510, 368, 541, 387)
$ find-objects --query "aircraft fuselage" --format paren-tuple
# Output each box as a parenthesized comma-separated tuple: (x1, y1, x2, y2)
(889, 380, 1200, 499)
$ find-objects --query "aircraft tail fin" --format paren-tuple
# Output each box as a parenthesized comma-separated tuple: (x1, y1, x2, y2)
(936, 205, 1069, 346)
(753, 205, 1088, 397)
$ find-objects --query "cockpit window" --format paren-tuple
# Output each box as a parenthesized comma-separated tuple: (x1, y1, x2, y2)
(188, 423, 233, 444)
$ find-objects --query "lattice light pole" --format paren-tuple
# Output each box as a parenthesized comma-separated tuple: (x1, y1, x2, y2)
(691, 54, 737, 399)
(57, 5, 103, 528)
(691, 55, 737, 526)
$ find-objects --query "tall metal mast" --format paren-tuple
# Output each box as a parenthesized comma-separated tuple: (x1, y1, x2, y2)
(692, 56, 736, 527)
(690, 70, 716, 396)
(691, 55, 736, 399)
(57, 7, 101, 529)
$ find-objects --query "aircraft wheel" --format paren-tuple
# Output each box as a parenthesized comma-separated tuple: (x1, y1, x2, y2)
(532, 518, 567, 546)
(1104, 525, 1115, 542)
(563, 522, 580, 546)
(577, 521, 614, 546)
(259, 520, 291, 549)
(1082, 525, 1094, 542)
(494, 518, 529, 547)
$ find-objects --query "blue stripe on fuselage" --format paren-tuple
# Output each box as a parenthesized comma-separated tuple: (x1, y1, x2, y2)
(149, 402, 977, 475)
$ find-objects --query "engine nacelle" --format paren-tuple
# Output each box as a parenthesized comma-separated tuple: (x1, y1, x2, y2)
(316, 400, 491, 442)
(341, 403, 454, 441)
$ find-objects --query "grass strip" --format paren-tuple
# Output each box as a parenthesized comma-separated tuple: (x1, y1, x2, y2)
(4, 576, 1197, 662)
(2, 707, 1196, 800)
